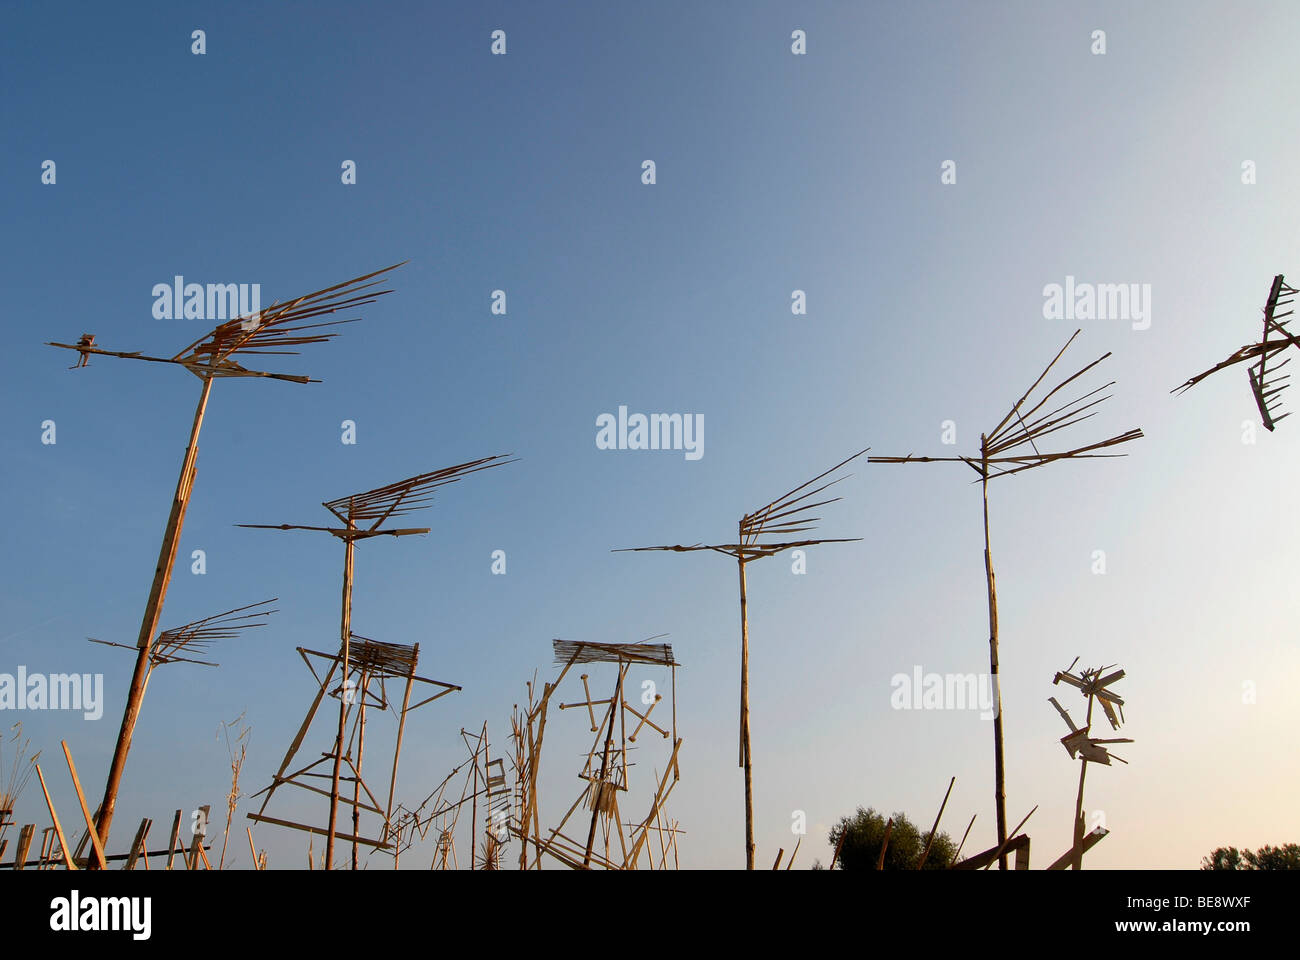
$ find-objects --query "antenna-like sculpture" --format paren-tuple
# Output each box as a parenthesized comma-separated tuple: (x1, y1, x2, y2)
(870, 330, 1141, 868)
(1174, 274, 1300, 430)
(239, 456, 512, 869)
(48, 263, 403, 855)
(616, 448, 865, 869)
(1049, 658, 1132, 870)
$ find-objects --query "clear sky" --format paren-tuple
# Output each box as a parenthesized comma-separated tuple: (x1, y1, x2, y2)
(2, 1, 1298, 870)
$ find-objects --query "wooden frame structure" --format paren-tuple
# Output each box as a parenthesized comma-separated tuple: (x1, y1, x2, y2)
(616, 448, 865, 868)
(245, 636, 459, 869)
(513, 639, 683, 870)
(1175, 274, 1300, 430)
(388, 722, 503, 870)
(1049, 658, 1132, 870)
(870, 330, 1141, 867)
(240, 457, 511, 868)
(47, 263, 403, 856)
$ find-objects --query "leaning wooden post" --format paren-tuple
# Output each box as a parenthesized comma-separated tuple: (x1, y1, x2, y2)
(917, 776, 956, 870)
(62, 742, 107, 870)
(737, 542, 755, 871)
(325, 514, 356, 870)
(94, 376, 212, 857)
(34, 764, 76, 871)
(876, 818, 894, 870)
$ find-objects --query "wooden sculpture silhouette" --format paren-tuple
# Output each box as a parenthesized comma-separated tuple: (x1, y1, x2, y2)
(871, 330, 1141, 867)
(48, 263, 403, 856)
(617, 448, 865, 868)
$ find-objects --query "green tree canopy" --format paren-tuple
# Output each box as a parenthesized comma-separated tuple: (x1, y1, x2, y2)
(827, 806, 956, 870)
(1201, 843, 1300, 870)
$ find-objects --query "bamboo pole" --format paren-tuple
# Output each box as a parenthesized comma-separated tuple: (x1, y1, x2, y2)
(470, 728, 480, 871)
(351, 667, 368, 870)
(325, 516, 356, 870)
(583, 668, 622, 867)
(981, 436, 1008, 870)
(951, 813, 976, 864)
(383, 642, 419, 856)
(917, 776, 956, 870)
(738, 546, 755, 870)
(1072, 692, 1097, 870)
(165, 810, 181, 869)
(94, 375, 213, 858)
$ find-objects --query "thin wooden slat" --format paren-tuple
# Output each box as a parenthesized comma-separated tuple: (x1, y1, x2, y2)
(34, 764, 76, 871)
(60, 742, 106, 870)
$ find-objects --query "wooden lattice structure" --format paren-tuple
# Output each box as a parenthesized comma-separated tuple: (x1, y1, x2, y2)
(870, 330, 1141, 867)
(1175, 274, 1300, 430)
(47, 263, 403, 855)
(512, 639, 683, 870)
(246, 637, 459, 868)
(616, 448, 865, 868)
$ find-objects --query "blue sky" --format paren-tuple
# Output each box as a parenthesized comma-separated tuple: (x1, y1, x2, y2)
(2, 1, 1298, 869)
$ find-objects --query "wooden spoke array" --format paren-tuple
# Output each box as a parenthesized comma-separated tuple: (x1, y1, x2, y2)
(1174, 274, 1300, 431)
(88, 599, 276, 670)
(49, 262, 404, 384)
(871, 330, 1141, 868)
(616, 447, 865, 868)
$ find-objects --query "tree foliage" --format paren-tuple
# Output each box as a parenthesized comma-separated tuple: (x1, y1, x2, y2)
(827, 806, 956, 870)
(1201, 843, 1300, 870)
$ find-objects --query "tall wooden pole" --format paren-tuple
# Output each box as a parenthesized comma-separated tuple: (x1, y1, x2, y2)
(981, 435, 1008, 870)
(93, 374, 214, 858)
(325, 518, 355, 869)
(738, 541, 755, 871)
